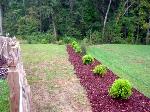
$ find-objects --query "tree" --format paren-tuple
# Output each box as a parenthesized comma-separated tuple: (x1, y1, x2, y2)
(102, 0, 112, 39)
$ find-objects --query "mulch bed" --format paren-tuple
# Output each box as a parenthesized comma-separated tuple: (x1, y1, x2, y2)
(67, 45, 150, 112)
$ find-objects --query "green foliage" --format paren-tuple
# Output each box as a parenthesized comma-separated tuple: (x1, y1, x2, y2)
(109, 79, 132, 99)
(80, 38, 89, 55)
(82, 54, 94, 65)
(93, 65, 107, 76)
(72, 41, 78, 46)
(88, 31, 103, 44)
(17, 16, 39, 36)
(3, 0, 150, 44)
(71, 41, 82, 53)
(23, 33, 55, 44)
(73, 43, 82, 53)
(0, 80, 10, 112)
(88, 44, 150, 98)
(62, 36, 77, 44)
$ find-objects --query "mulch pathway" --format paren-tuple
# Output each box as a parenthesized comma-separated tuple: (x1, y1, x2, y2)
(67, 45, 150, 112)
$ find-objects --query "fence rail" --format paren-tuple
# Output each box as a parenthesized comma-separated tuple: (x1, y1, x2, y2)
(0, 36, 31, 112)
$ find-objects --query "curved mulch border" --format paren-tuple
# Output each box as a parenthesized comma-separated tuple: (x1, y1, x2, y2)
(67, 45, 150, 112)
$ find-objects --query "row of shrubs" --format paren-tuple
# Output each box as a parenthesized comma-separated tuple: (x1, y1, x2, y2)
(71, 41, 132, 99)
(19, 34, 78, 44)
(71, 41, 82, 53)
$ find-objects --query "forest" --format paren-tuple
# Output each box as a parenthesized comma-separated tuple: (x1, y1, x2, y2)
(0, 0, 150, 44)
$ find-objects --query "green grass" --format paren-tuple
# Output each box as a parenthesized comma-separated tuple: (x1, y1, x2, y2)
(21, 44, 91, 111)
(21, 44, 73, 111)
(0, 80, 10, 112)
(88, 44, 150, 98)
(21, 44, 72, 84)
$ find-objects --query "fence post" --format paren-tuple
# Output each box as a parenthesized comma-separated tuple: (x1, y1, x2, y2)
(7, 63, 20, 112)
(1, 37, 31, 112)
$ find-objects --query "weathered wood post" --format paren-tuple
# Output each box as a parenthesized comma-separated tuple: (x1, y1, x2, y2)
(7, 63, 20, 112)
(1, 37, 32, 112)
(7, 41, 20, 112)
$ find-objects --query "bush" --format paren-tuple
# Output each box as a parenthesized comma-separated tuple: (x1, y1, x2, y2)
(82, 55, 94, 64)
(24, 33, 55, 44)
(86, 31, 103, 44)
(109, 79, 132, 99)
(75, 45, 82, 53)
(62, 36, 77, 44)
(72, 41, 78, 47)
(93, 65, 107, 76)
(71, 41, 82, 53)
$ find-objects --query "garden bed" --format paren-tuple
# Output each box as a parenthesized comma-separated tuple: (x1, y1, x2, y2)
(67, 45, 150, 112)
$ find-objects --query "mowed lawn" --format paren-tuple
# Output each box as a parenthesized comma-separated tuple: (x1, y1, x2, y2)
(88, 44, 150, 98)
(21, 44, 91, 112)
(0, 80, 9, 112)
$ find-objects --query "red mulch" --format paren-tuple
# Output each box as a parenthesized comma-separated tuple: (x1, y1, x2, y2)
(67, 45, 150, 112)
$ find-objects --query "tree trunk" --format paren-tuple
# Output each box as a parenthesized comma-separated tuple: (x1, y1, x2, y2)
(0, 5, 3, 36)
(136, 0, 140, 44)
(51, 9, 57, 40)
(102, 0, 112, 39)
(23, 0, 26, 15)
(146, 16, 150, 45)
(69, 0, 75, 12)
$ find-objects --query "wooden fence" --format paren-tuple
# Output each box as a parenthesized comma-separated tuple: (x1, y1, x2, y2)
(0, 36, 31, 112)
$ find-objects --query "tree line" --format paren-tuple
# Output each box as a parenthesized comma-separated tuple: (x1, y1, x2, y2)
(0, 0, 150, 44)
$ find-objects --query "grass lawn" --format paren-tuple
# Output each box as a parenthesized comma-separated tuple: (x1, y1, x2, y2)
(21, 44, 91, 112)
(0, 80, 10, 112)
(88, 44, 150, 98)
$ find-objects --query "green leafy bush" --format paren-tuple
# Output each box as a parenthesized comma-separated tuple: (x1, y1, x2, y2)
(74, 45, 82, 53)
(109, 79, 132, 99)
(63, 36, 77, 44)
(24, 33, 55, 44)
(72, 41, 78, 47)
(71, 41, 82, 53)
(82, 55, 94, 64)
(93, 65, 107, 76)
(88, 31, 103, 44)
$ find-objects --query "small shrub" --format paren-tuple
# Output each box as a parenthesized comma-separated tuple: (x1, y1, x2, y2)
(74, 45, 82, 53)
(24, 33, 55, 44)
(109, 79, 132, 99)
(71, 41, 78, 47)
(82, 55, 94, 64)
(71, 41, 82, 53)
(63, 36, 77, 44)
(93, 65, 107, 76)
